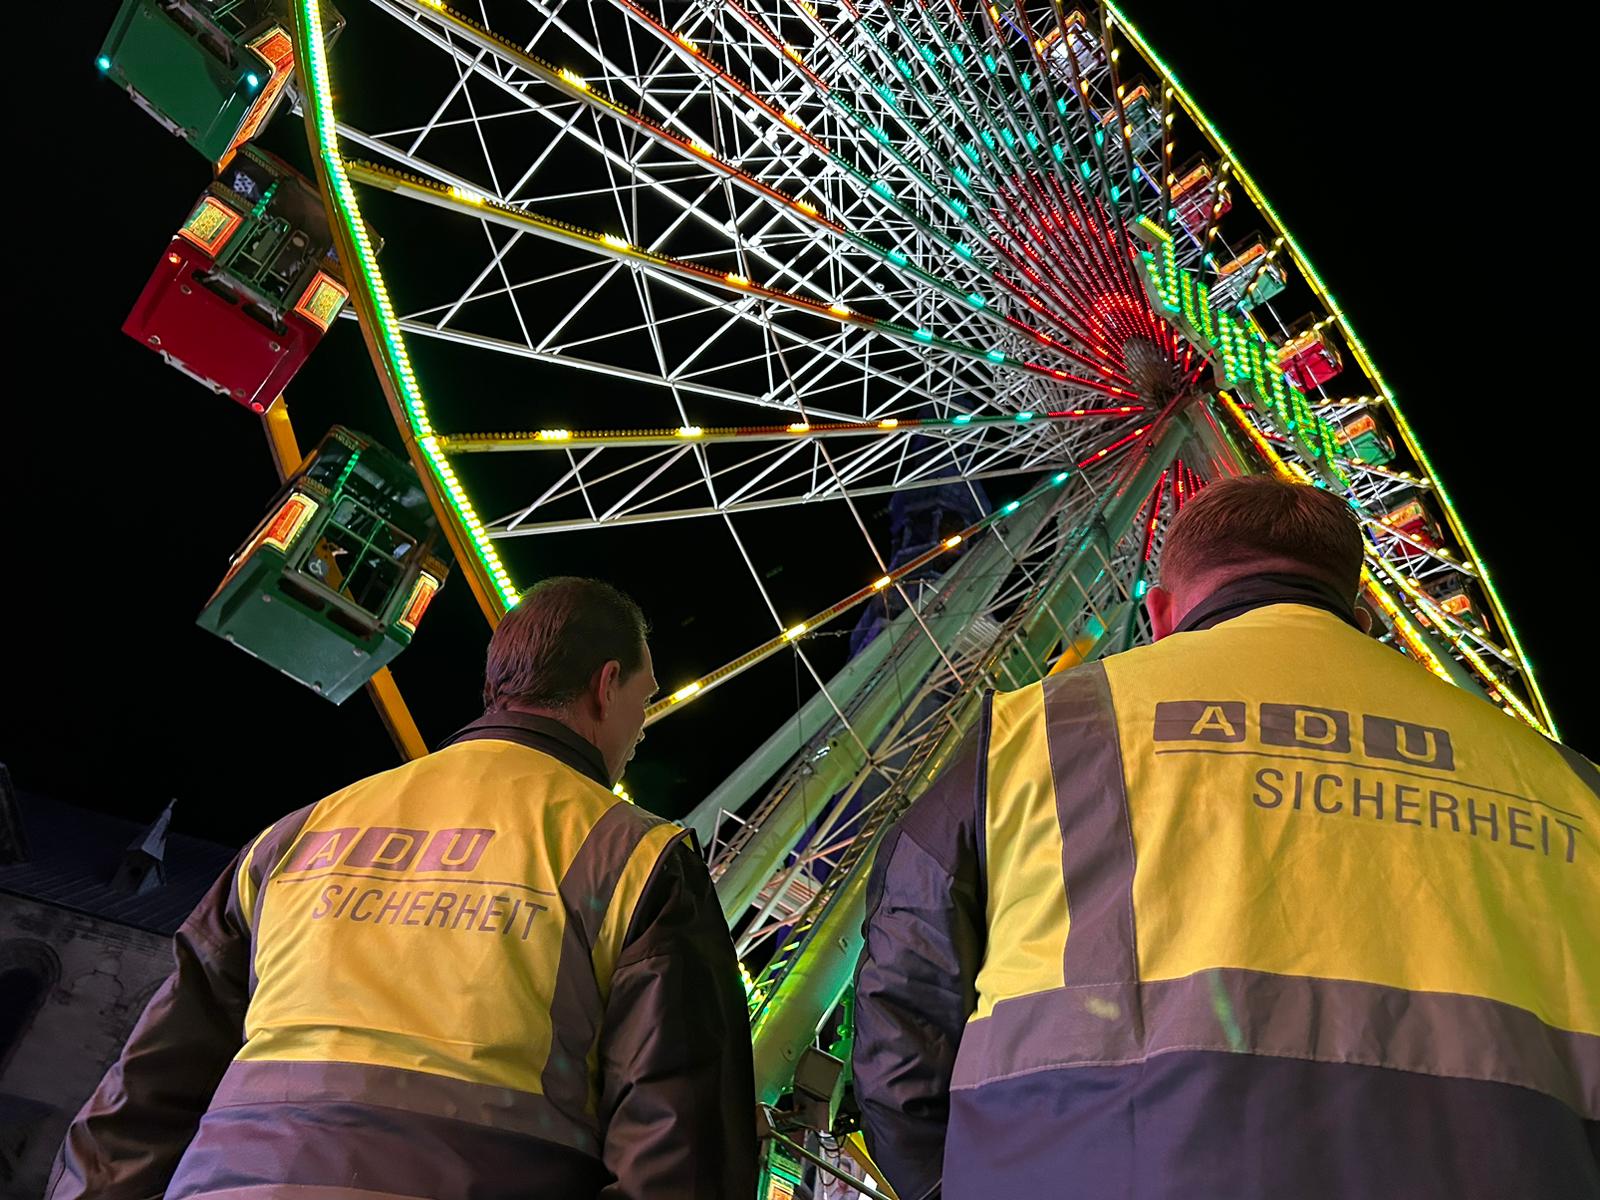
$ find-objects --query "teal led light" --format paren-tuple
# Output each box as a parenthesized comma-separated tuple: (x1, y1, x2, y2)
(888, 249, 909, 265)
(1053, 144, 1065, 161)
(913, 328, 934, 342)
(954, 413, 974, 423)
(1021, 72, 1032, 89)
(96, 55, 112, 71)
(1056, 97, 1067, 114)
(987, 349, 1005, 363)
(1015, 411, 1034, 421)
(955, 242, 974, 258)
(967, 293, 986, 308)
(1135, 579, 1149, 599)
(246, 72, 261, 89)
(1053, 471, 1070, 484)
(1002, 500, 1021, 514)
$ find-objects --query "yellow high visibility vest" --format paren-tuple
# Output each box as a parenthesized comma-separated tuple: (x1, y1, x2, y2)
(235, 735, 685, 1150)
(960, 603, 1598, 1115)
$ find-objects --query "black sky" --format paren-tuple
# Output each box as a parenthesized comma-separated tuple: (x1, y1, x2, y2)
(4, 3, 1588, 849)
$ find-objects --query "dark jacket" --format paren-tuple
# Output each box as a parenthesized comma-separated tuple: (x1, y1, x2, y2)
(853, 577, 1600, 1200)
(50, 710, 757, 1200)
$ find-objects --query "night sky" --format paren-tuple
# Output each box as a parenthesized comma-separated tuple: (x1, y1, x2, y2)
(5, 4, 1587, 851)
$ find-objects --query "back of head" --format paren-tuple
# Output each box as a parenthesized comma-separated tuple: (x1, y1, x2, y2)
(483, 577, 648, 712)
(1159, 475, 1363, 606)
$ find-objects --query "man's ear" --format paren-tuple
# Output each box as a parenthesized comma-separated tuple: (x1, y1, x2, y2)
(594, 659, 622, 717)
(1145, 585, 1178, 642)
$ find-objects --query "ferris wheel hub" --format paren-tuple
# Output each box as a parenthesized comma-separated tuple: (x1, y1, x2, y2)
(1122, 336, 1183, 403)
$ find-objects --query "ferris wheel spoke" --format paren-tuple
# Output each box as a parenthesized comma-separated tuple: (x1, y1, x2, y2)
(352, 4, 1148, 383)
(646, 0, 1126, 369)
(345, 124, 1114, 397)
(393, 314, 865, 415)
(350, 158, 1132, 406)
(487, 462, 1047, 537)
(474, 408, 1098, 528)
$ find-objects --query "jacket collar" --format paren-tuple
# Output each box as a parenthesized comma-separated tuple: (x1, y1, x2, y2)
(441, 709, 611, 789)
(1173, 571, 1360, 635)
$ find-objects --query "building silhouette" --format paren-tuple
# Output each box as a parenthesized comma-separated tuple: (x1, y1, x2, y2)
(0, 765, 235, 1193)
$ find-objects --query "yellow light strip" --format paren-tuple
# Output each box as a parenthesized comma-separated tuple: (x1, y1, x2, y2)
(1219, 388, 1545, 727)
(641, 458, 1089, 725)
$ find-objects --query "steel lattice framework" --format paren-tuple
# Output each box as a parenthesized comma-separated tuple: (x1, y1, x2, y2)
(281, 0, 1558, 1124)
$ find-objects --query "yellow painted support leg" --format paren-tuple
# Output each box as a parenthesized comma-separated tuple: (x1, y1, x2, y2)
(262, 400, 304, 477)
(259, 397, 429, 761)
(363, 663, 430, 760)
(839, 1133, 898, 1199)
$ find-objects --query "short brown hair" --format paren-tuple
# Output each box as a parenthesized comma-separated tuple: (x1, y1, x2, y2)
(483, 577, 649, 711)
(1159, 476, 1363, 596)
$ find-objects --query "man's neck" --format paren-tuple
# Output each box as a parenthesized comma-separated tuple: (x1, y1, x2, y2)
(506, 704, 605, 750)
(447, 708, 611, 787)
(1174, 572, 1358, 636)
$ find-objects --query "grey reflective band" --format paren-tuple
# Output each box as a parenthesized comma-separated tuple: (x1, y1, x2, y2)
(951, 967, 1600, 1117)
(211, 1059, 601, 1155)
(543, 804, 678, 1123)
(1043, 663, 1138, 986)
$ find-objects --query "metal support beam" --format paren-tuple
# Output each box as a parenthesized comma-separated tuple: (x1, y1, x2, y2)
(748, 413, 1190, 1102)
(712, 496, 1058, 924)
(683, 587, 932, 847)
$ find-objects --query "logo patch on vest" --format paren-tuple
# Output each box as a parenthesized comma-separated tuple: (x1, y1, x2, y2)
(1153, 702, 1452, 769)
(1154, 701, 1246, 743)
(1260, 703, 1351, 754)
(281, 826, 497, 875)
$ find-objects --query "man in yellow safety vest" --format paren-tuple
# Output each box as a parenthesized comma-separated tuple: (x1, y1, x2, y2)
(853, 476, 1598, 1199)
(52, 577, 757, 1199)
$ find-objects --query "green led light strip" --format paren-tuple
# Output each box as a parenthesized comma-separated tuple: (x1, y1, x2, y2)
(292, 0, 520, 613)
(1104, 2, 1554, 736)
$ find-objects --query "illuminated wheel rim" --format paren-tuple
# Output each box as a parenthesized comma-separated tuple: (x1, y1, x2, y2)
(286, 0, 1556, 1025)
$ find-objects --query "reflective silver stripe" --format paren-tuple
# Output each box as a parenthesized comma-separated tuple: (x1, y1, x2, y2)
(542, 802, 672, 1124)
(235, 807, 316, 994)
(1042, 664, 1138, 986)
(950, 967, 1600, 1117)
(210, 1059, 601, 1156)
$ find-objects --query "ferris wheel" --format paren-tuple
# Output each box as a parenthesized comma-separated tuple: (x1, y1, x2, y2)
(99, 0, 1557, 1188)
